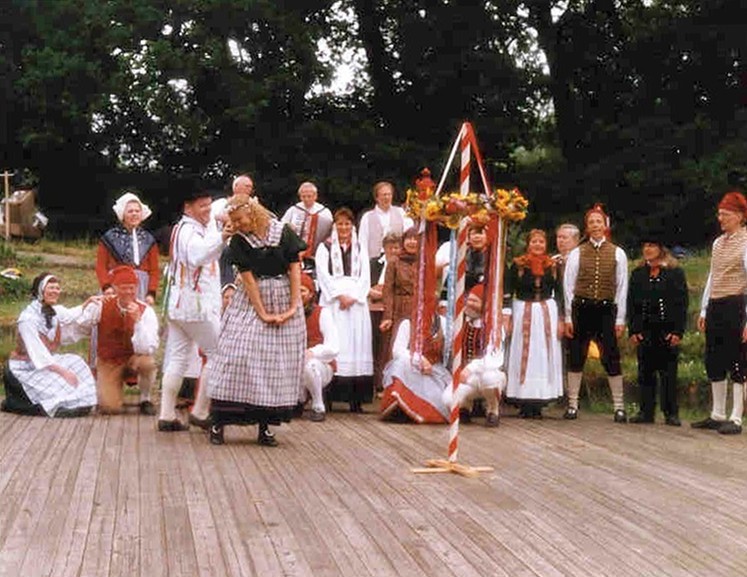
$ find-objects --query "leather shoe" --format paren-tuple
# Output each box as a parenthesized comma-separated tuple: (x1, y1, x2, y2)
(209, 424, 225, 445)
(485, 412, 500, 427)
(690, 417, 725, 430)
(258, 429, 278, 447)
(718, 421, 742, 435)
(157, 418, 188, 432)
(563, 407, 578, 420)
(188, 413, 211, 431)
(613, 409, 628, 423)
(629, 413, 654, 424)
(309, 410, 326, 422)
(665, 415, 681, 427)
(139, 400, 156, 416)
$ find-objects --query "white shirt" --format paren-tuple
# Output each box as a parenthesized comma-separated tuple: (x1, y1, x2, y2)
(563, 238, 628, 324)
(167, 215, 224, 322)
(77, 299, 160, 356)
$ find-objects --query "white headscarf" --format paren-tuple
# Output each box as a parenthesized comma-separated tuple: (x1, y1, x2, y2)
(36, 274, 56, 301)
(113, 192, 152, 223)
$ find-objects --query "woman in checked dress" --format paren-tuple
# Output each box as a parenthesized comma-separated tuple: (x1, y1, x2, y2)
(207, 194, 307, 446)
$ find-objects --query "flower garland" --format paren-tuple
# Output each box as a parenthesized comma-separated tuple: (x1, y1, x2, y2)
(405, 187, 528, 229)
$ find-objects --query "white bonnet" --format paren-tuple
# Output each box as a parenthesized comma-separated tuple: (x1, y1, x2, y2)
(112, 192, 152, 223)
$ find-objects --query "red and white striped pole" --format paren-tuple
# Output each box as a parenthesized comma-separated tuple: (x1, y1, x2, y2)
(448, 125, 472, 463)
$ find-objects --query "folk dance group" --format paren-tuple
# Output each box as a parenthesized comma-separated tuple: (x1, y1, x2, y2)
(3, 178, 747, 442)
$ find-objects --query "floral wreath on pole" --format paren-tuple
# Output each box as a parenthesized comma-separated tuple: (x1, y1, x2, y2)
(405, 186, 528, 227)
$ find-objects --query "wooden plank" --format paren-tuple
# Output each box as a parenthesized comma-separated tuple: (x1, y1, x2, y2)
(78, 415, 124, 577)
(0, 419, 76, 577)
(138, 415, 167, 577)
(54, 418, 108, 577)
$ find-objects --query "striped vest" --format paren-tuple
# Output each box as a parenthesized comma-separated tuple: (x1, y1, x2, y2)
(575, 241, 617, 301)
(710, 227, 747, 300)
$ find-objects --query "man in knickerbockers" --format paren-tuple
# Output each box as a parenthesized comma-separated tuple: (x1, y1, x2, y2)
(691, 191, 747, 434)
(158, 183, 231, 431)
(563, 203, 629, 422)
(298, 273, 339, 422)
(77, 265, 159, 415)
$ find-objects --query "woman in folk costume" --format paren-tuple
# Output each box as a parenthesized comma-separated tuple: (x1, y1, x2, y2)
(2, 273, 97, 417)
(315, 207, 373, 412)
(380, 284, 451, 423)
(207, 194, 306, 446)
(96, 192, 160, 304)
(504, 229, 564, 418)
(378, 226, 420, 374)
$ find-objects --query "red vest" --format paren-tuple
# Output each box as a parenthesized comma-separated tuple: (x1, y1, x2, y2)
(97, 299, 146, 363)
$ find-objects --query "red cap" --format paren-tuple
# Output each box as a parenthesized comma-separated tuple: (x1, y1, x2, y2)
(109, 265, 138, 286)
(468, 283, 484, 302)
(718, 191, 747, 216)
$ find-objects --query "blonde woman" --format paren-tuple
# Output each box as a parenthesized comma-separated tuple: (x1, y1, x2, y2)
(207, 194, 307, 446)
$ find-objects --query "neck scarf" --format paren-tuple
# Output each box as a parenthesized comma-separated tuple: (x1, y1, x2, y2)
(329, 225, 361, 278)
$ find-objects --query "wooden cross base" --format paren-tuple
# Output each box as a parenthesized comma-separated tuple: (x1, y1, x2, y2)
(411, 459, 494, 478)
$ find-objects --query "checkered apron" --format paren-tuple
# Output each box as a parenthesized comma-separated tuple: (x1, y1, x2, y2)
(8, 354, 97, 416)
(208, 276, 305, 406)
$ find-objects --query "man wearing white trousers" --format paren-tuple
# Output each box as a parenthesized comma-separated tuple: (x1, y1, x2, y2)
(299, 273, 339, 422)
(159, 184, 230, 431)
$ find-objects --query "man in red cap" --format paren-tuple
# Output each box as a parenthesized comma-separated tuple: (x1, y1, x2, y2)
(298, 273, 339, 421)
(77, 265, 160, 414)
(563, 203, 630, 422)
(692, 191, 747, 434)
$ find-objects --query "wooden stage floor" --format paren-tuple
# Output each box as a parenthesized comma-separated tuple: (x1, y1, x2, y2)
(1, 404, 747, 577)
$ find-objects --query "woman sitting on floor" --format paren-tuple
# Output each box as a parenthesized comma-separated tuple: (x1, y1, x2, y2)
(380, 313, 451, 423)
(2, 272, 97, 418)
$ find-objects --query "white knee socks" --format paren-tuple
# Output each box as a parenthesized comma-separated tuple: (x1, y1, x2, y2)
(567, 372, 583, 410)
(159, 373, 182, 421)
(711, 380, 727, 421)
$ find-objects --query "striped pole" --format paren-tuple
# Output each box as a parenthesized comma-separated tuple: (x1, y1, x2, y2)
(448, 126, 471, 463)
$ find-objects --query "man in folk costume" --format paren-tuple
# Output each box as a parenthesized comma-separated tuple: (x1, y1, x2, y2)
(692, 191, 747, 435)
(358, 181, 414, 270)
(553, 223, 580, 280)
(281, 181, 333, 274)
(211, 174, 255, 287)
(77, 265, 159, 415)
(159, 185, 230, 431)
(563, 203, 629, 422)
(448, 284, 506, 427)
(298, 273, 339, 422)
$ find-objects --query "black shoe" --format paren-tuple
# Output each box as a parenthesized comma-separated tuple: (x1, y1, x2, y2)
(485, 412, 500, 427)
(518, 406, 531, 419)
(718, 421, 742, 435)
(665, 415, 681, 427)
(613, 409, 628, 423)
(56, 406, 93, 418)
(158, 418, 188, 432)
(258, 429, 278, 447)
(629, 413, 654, 424)
(209, 424, 225, 445)
(690, 417, 725, 430)
(459, 408, 472, 424)
(139, 400, 156, 416)
(563, 407, 578, 420)
(188, 413, 211, 431)
(292, 402, 305, 418)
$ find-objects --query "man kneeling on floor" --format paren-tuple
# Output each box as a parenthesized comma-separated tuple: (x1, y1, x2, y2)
(299, 273, 339, 422)
(78, 265, 159, 414)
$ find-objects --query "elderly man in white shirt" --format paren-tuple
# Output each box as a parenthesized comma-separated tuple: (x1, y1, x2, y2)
(358, 181, 414, 266)
(159, 185, 231, 431)
(281, 181, 333, 273)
